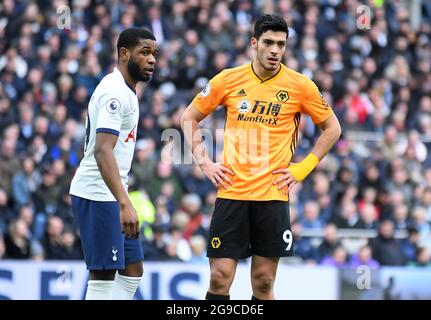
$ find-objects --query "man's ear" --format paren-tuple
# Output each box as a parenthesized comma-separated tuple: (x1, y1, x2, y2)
(119, 47, 129, 62)
(251, 37, 258, 49)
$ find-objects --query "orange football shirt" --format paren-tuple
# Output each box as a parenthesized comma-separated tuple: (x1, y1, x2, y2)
(191, 63, 333, 201)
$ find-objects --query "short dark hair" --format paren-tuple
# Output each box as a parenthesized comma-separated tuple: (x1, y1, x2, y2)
(253, 14, 289, 40)
(117, 27, 156, 56)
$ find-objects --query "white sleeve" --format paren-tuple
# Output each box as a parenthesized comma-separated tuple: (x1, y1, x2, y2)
(95, 94, 126, 136)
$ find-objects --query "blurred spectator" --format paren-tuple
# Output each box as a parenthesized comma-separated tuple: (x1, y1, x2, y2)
(143, 224, 170, 261)
(130, 139, 157, 189)
(317, 223, 341, 262)
(320, 244, 349, 268)
(128, 187, 156, 238)
(0, 188, 14, 234)
(379, 125, 399, 160)
(409, 247, 431, 267)
(41, 216, 64, 260)
(333, 200, 363, 229)
(358, 203, 379, 230)
(181, 165, 216, 203)
(164, 225, 192, 262)
(0, 95, 15, 130)
(143, 4, 171, 45)
(359, 161, 384, 194)
(0, 234, 5, 259)
(202, 191, 217, 216)
(60, 229, 83, 260)
(146, 161, 183, 205)
(369, 220, 405, 266)
(189, 234, 208, 264)
(309, 172, 334, 222)
(357, 187, 379, 215)
(0, 139, 20, 196)
(202, 16, 232, 54)
(300, 200, 324, 229)
(67, 85, 88, 121)
(422, 186, 431, 220)
(411, 206, 431, 247)
(56, 190, 77, 231)
(349, 245, 380, 269)
(401, 227, 421, 263)
(33, 167, 62, 217)
(11, 156, 41, 210)
(180, 193, 207, 240)
(18, 205, 34, 232)
(393, 202, 411, 230)
(291, 222, 319, 264)
(30, 240, 45, 261)
(4, 219, 31, 259)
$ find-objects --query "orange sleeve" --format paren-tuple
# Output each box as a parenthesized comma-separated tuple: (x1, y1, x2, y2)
(191, 71, 227, 116)
(300, 77, 333, 124)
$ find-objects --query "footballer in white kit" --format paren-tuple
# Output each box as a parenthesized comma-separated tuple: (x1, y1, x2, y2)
(70, 67, 139, 202)
(69, 28, 157, 300)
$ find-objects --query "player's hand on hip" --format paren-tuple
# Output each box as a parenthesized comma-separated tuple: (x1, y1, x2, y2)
(272, 165, 299, 194)
(200, 162, 234, 189)
(120, 202, 140, 239)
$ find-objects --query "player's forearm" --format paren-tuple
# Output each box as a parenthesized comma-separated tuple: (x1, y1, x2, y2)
(181, 113, 212, 166)
(311, 116, 342, 160)
(286, 115, 341, 182)
(94, 148, 131, 206)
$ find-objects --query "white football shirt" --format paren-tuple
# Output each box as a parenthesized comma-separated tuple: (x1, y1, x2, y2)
(70, 67, 139, 201)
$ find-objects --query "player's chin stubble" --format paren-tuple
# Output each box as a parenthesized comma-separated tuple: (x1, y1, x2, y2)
(128, 58, 151, 83)
(258, 56, 277, 72)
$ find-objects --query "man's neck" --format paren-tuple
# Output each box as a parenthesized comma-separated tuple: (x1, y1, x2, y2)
(117, 64, 137, 89)
(252, 60, 280, 80)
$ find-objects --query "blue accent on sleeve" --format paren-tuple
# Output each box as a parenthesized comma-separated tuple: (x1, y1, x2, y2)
(85, 113, 90, 152)
(96, 128, 120, 136)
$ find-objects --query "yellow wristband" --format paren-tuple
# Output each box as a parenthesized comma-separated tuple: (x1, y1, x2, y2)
(288, 153, 319, 181)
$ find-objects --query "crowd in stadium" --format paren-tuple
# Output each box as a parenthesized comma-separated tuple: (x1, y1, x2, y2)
(1, 0, 431, 268)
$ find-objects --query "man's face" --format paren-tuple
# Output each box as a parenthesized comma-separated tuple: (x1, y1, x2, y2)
(252, 30, 287, 71)
(126, 39, 158, 82)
